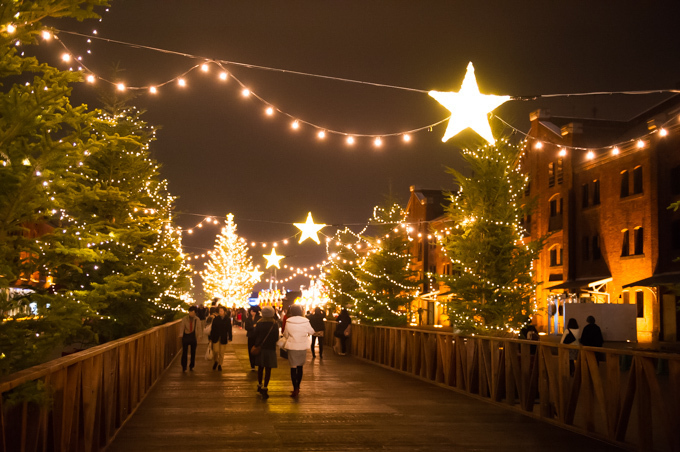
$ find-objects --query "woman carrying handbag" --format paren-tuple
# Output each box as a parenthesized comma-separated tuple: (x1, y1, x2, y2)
(283, 304, 315, 398)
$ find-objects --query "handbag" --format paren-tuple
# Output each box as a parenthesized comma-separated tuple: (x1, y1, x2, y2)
(276, 336, 288, 350)
(312, 331, 324, 337)
(251, 322, 276, 356)
(205, 344, 213, 360)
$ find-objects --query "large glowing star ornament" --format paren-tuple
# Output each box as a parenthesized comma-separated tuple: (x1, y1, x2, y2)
(428, 62, 510, 144)
(263, 248, 284, 269)
(294, 212, 326, 244)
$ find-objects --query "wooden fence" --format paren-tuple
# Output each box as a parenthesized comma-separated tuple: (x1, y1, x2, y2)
(326, 322, 680, 452)
(0, 320, 182, 452)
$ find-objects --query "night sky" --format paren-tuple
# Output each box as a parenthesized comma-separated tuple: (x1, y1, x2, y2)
(38, 1, 680, 297)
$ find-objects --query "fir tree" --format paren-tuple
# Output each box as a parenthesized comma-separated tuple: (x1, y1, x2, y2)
(321, 228, 361, 313)
(353, 204, 417, 326)
(0, 0, 109, 376)
(439, 139, 543, 334)
(202, 214, 256, 306)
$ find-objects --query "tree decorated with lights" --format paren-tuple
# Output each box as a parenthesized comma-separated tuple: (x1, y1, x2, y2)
(321, 228, 362, 313)
(57, 105, 193, 340)
(352, 203, 417, 326)
(438, 139, 543, 334)
(0, 0, 110, 376)
(202, 214, 256, 305)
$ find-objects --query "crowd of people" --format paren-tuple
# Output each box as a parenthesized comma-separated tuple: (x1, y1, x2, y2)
(180, 302, 353, 400)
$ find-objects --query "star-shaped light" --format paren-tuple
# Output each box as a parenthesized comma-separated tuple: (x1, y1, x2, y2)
(294, 212, 326, 244)
(249, 267, 264, 282)
(263, 248, 284, 269)
(428, 62, 510, 144)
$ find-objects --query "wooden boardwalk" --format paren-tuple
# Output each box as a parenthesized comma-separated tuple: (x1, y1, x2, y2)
(106, 328, 624, 452)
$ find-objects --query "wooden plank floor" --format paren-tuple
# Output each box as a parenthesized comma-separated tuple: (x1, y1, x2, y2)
(107, 327, 623, 452)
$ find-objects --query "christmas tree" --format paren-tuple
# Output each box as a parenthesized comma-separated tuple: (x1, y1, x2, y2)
(321, 228, 362, 313)
(353, 203, 417, 325)
(438, 139, 543, 334)
(202, 214, 256, 306)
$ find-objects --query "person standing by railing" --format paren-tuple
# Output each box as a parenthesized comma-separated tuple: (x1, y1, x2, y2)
(180, 306, 202, 372)
(334, 309, 352, 355)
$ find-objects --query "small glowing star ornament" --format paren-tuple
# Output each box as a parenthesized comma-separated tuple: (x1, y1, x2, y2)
(294, 212, 326, 244)
(428, 62, 510, 144)
(250, 267, 264, 282)
(263, 248, 284, 269)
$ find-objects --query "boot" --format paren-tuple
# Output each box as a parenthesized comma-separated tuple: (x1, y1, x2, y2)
(261, 388, 269, 400)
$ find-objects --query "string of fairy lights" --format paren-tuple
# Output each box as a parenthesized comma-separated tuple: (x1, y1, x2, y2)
(5, 25, 675, 151)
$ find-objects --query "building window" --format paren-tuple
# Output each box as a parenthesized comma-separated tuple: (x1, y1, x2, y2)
(548, 162, 555, 188)
(548, 195, 563, 232)
(557, 158, 564, 185)
(672, 166, 680, 195)
(524, 178, 531, 197)
(635, 290, 644, 318)
(633, 166, 643, 195)
(582, 183, 589, 208)
(593, 179, 600, 205)
(417, 239, 423, 261)
(622, 291, 630, 304)
(582, 236, 590, 260)
(620, 170, 629, 198)
(621, 229, 629, 257)
(592, 234, 601, 260)
(634, 227, 644, 255)
(442, 263, 452, 275)
(549, 245, 563, 267)
(673, 220, 680, 250)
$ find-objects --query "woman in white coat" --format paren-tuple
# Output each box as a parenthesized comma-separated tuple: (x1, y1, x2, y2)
(283, 304, 315, 398)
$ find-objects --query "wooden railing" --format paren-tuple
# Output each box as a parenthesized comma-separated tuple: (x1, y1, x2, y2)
(0, 320, 182, 452)
(326, 322, 680, 452)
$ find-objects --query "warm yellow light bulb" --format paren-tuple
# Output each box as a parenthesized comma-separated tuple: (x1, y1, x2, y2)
(403, 134, 411, 142)
(347, 136, 355, 145)
(637, 139, 645, 149)
(558, 148, 567, 157)
(86, 74, 95, 83)
(7, 24, 16, 34)
(534, 141, 543, 150)
(318, 131, 326, 139)
(178, 78, 186, 87)
(117, 83, 126, 92)
(266, 107, 274, 116)
(586, 151, 595, 160)
(659, 128, 668, 137)
(612, 146, 620, 155)
(219, 72, 228, 81)
(201, 64, 209, 72)
(241, 88, 250, 97)
(41, 30, 52, 40)
(374, 137, 383, 147)
(292, 120, 300, 130)
(149, 86, 157, 94)
(61, 53, 71, 62)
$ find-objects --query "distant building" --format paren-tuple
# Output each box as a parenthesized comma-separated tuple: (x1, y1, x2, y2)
(521, 96, 680, 342)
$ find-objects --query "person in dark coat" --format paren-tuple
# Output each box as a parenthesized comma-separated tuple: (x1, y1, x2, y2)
(244, 306, 261, 370)
(334, 309, 352, 355)
(180, 306, 202, 372)
(209, 306, 232, 371)
(307, 307, 326, 359)
(253, 306, 279, 399)
(580, 315, 604, 362)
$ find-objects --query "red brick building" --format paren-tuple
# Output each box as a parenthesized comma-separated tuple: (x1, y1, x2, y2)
(522, 96, 680, 342)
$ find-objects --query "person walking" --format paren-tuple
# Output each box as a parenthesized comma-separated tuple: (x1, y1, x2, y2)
(334, 308, 352, 355)
(307, 307, 326, 359)
(245, 306, 261, 371)
(209, 306, 232, 371)
(253, 306, 279, 399)
(283, 304, 315, 398)
(180, 306, 202, 372)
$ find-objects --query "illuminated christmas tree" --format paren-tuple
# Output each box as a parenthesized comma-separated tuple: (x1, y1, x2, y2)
(202, 214, 256, 306)
(438, 139, 543, 334)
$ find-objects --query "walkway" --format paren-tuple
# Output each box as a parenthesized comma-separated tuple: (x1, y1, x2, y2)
(107, 327, 624, 452)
